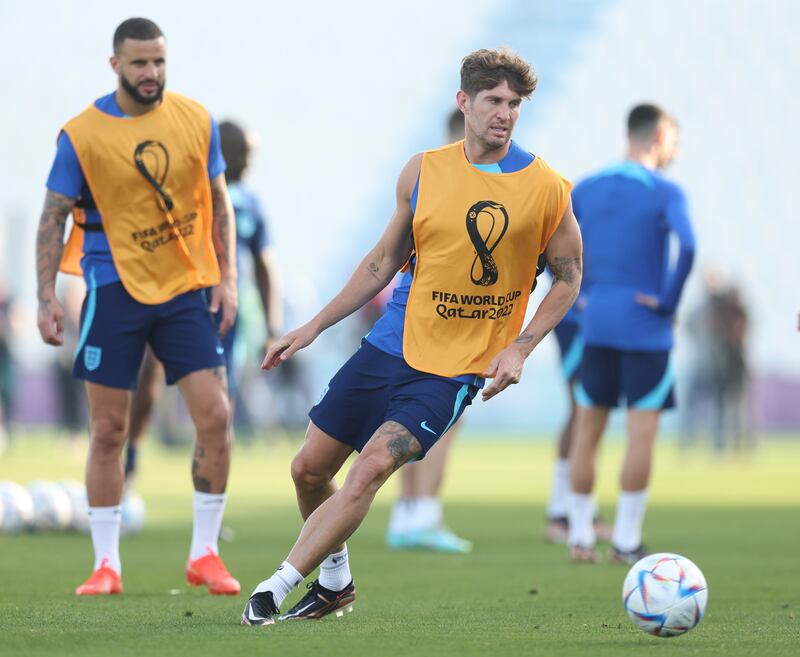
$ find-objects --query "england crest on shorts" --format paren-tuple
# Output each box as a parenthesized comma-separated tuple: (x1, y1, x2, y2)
(84, 345, 102, 371)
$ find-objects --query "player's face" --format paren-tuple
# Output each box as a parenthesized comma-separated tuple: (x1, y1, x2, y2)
(111, 37, 167, 106)
(656, 122, 679, 169)
(463, 80, 522, 150)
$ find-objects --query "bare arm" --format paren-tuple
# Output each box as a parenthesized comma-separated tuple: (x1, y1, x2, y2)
(36, 190, 76, 345)
(253, 247, 283, 341)
(261, 153, 421, 369)
(515, 198, 582, 357)
(208, 173, 238, 335)
(481, 198, 582, 401)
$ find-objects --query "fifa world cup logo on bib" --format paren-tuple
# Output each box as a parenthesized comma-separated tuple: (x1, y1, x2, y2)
(134, 140, 173, 211)
(466, 200, 509, 286)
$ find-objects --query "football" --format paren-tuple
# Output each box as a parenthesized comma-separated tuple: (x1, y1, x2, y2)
(0, 481, 35, 533)
(622, 553, 708, 637)
(120, 490, 146, 537)
(27, 481, 73, 531)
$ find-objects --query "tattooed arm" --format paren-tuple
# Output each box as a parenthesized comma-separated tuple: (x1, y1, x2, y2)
(36, 190, 76, 346)
(207, 173, 238, 336)
(481, 198, 582, 401)
(261, 154, 420, 369)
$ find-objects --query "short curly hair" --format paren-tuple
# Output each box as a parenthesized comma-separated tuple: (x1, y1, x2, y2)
(460, 47, 538, 99)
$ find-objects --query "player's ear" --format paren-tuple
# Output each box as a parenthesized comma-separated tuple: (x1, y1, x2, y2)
(110, 55, 120, 74)
(456, 90, 470, 115)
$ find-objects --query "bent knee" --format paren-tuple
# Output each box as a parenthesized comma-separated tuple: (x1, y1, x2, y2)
(291, 454, 332, 490)
(346, 452, 396, 495)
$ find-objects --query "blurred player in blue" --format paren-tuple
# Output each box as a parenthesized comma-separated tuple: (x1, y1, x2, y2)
(566, 104, 696, 563)
(384, 108, 471, 554)
(543, 294, 583, 542)
(124, 119, 282, 482)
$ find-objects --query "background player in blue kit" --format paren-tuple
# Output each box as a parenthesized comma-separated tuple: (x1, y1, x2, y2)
(566, 103, 696, 563)
(123, 119, 282, 485)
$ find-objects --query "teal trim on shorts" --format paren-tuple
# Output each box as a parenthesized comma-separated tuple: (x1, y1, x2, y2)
(442, 384, 470, 435)
(573, 381, 595, 408)
(632, 361, 674, 410)
(73, 267, 98, 364)
(561, 335, 584, 380)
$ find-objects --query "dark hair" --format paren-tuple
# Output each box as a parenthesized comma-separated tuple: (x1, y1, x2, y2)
(113, 18, 164, 54)
(447, 107, 464, 141)
(219, 120, 250, 182)
(627, 103, 674, 140)
(460, 47, 538, 99)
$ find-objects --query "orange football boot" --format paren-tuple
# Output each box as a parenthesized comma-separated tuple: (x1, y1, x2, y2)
(186, 548, 241, 595)
(75, 558, 123, 596)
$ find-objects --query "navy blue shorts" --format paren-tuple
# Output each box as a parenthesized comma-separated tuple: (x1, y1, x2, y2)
(74, 282, 225, 390)
(309, 341, 479, 457)
(554, 321, 583, 382)
(575, 345, 675, 410)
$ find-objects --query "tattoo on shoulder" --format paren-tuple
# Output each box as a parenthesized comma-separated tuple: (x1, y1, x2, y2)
(381, 421, 422, 471)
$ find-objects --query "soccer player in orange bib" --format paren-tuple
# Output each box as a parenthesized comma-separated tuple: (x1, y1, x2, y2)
(35, 18, 240, 596)
(241, 47, 582, 625)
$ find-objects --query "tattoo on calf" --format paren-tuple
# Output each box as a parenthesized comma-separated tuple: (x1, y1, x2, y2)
(382, 421, 422, 472)
(191, 445, 212, 493)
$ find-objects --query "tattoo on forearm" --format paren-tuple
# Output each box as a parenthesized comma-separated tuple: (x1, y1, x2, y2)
(36, 191, 74, 299)
(367, 261, 380, 279)
(514, 334, 535, 344)
(381, 421, 422, 472)
(191, 445, 213, 493)
(210, 180, 233, 271)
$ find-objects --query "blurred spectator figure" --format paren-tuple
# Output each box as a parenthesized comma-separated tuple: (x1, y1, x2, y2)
(0, 279, 15, 452)
(682, 269, 751, 452)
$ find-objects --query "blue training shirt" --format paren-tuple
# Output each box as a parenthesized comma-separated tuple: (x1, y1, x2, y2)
(366, 141, 535, 383)
(228, 181, 270, 283)
(573, 161, 695, 351)
(46, 92, 226, 289)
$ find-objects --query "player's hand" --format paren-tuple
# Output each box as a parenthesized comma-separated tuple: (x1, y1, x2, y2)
(209, 280, 238, 336)
(480, 343, 527, 402)
(37, 294, 65, 346)
(634, 292, 660, 310)
(261, 322, 319, 370)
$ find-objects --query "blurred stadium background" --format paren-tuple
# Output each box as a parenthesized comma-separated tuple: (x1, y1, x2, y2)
(1, 0, 798, 441)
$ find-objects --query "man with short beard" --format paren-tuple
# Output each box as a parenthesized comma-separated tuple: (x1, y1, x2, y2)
(36, 17, 240, 597)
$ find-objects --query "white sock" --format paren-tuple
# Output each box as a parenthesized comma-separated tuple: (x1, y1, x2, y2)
(318, 547, 352, 591)
(190, 492, 226, 561)
(408, 496, 442, 531)
(567, 492, 596, 548)
(88, 505, 122, 574)
(612, 490, 648, 552)
(253, 561, 304, 608)
(546, 459, 570, 518)
(388, 499, 414, 534)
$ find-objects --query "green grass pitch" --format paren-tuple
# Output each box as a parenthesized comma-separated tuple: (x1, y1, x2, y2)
(0, 434, 798, 656)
